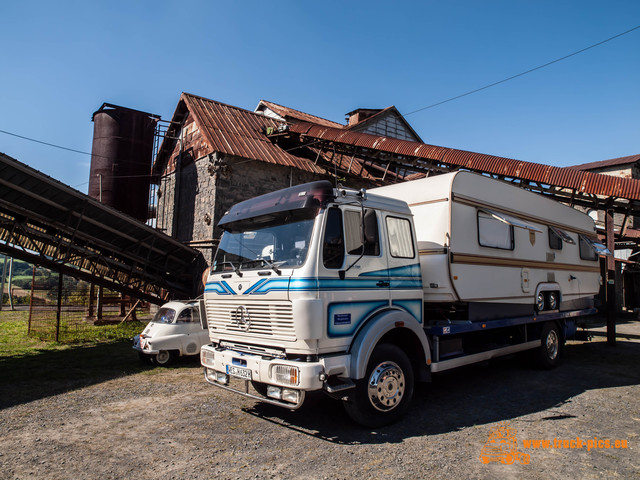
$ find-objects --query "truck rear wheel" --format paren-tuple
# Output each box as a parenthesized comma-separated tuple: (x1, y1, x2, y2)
(344, 343, 414, 428)
(546, 291, 559, 310)
(536, 322, 561, 369)
(536, 292, 546, 312)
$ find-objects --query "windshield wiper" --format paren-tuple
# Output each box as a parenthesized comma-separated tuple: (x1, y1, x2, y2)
(242, 258, 281, 276)
(264, 259, 282, 276)
(217, 261, 243, 277)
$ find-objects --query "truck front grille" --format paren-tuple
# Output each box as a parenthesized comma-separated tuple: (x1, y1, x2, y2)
(206, 300, 296, 342)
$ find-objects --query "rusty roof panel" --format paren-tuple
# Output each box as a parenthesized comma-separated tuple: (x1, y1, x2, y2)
(570, 154, 640, 171)
(288, 122, 640, 201)
(178, 94, 326, 175)
(258, 100, 344, 129)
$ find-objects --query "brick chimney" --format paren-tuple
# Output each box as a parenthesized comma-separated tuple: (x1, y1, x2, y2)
(346, 108, 382, 127)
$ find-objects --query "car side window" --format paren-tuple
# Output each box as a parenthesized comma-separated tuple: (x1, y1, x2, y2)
(177, 308, 194, 323)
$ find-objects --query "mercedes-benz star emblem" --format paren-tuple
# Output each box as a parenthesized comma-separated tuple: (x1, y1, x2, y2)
(233, 305, 251, 332)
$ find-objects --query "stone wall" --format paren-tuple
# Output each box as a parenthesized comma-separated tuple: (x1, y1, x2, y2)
(157, 154, 330, 265)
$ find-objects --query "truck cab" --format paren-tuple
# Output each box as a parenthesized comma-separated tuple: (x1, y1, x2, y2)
(200, 181, 429, 425)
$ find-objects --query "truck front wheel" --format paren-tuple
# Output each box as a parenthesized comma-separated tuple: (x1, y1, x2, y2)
(344, 343, 414, 428)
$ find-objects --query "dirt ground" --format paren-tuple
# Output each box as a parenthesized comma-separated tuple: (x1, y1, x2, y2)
(1, 318, 638, 479)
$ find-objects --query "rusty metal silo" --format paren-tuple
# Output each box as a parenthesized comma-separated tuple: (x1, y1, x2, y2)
(88, 103, 160, 222)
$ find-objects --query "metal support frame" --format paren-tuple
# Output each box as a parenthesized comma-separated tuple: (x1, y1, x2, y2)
(606, 209, 616, 346)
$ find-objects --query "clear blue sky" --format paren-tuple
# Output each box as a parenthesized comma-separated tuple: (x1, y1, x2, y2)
(1, 1, 638, 193)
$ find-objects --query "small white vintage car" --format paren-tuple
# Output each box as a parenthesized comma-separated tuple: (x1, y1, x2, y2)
(133, 300, 209, 366)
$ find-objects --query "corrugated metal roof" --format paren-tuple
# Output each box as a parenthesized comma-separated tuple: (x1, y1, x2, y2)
(257, 100, 344, 129)
(155, 94, 327, 176)
(288, 122, 640, 201)
(569, 154, 640, 171)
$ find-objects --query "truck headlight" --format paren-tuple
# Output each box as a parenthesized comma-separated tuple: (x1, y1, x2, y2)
(201, 349, 215, 368)
(271, 364, 300, 386)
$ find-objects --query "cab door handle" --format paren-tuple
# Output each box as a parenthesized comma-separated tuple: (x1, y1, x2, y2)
(376, 281, 390, 287)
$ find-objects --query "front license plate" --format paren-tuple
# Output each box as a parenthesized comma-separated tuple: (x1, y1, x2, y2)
(227, 365, 252, 380)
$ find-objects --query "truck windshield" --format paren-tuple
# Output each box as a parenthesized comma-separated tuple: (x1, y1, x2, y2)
(213, 217, 315, 272)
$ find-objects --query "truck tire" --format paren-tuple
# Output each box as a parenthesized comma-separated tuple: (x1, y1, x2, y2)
(536, 322, 561, 369)
(153, 350, 175, 367)
(546, 291, 559, 310)
(344, 343, 414, 428)
(536, 292, 546, 312)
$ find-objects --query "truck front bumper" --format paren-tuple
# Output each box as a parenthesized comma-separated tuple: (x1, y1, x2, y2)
(200, 344, 350, 409)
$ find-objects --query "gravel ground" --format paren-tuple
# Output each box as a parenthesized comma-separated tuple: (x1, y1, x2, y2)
(1, 319, 638, 479)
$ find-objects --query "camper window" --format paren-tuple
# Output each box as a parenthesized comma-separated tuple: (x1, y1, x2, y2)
(578, 235, 598, 261)
(549, 228, 562, 250)
(549, 226, 575, 249)
(478, 208, 542, 233)
(477, 211, 514, 250)
(386, 216, 415, 258)
(579, 235, 611, 260)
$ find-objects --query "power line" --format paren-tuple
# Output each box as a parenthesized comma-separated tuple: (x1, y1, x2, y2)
(0, 128, 154, 167)
(405, 24, 640, 116)
(0, 128, 94, 156)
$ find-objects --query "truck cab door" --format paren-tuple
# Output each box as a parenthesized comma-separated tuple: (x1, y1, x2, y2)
(320, 207, 389, 341)
(382, 213, 423, 325)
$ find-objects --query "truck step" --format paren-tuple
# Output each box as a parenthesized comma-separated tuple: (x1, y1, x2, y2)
(324, 378, 355, 393)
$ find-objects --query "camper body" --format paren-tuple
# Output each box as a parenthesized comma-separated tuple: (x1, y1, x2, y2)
(374, 172, 601, 321)
(200, 172, 602, 426)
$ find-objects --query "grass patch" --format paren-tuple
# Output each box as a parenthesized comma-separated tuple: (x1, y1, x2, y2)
(0, 310, 154, 407)
(0, 311, 145, 357)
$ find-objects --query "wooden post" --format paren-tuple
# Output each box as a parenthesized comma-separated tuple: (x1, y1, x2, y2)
(28, 265, 36, 334)
(605, 209, 616, 346)
(97, 286, 104, 321)
(0, 254, 6, 311)
(8, 257, 13, 311)
(88, 283, 95, 318)
(56, 273, 63, 342)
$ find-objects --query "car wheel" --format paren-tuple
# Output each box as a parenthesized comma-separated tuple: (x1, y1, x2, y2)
(153, 350, 175, 366)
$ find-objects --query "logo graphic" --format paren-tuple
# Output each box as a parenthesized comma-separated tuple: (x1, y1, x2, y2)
(480, 422, 530, 465)
(233, 305, 251, 332)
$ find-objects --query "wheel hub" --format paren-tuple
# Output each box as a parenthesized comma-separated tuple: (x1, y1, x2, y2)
(367, 361, 405, 412)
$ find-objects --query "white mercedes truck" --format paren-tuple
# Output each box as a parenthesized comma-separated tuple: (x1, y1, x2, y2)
(200, 172, 605, 427)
